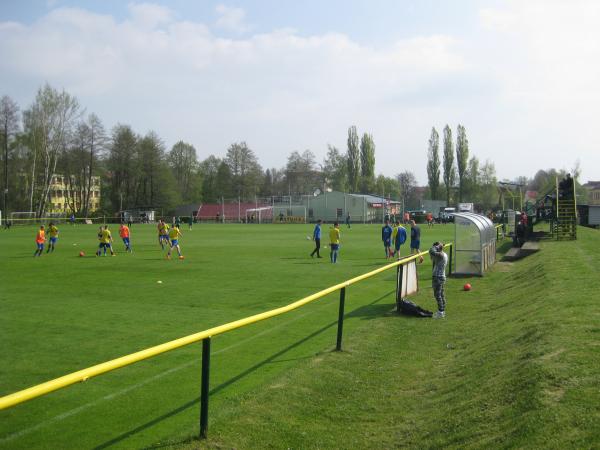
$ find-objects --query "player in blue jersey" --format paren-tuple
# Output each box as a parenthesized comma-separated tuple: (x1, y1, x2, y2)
(381, 219, 393, 259)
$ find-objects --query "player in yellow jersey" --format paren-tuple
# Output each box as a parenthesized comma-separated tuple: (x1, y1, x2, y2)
(166, 226, 184, 260)
(46, 222, 59, 253)
(96, 225, 115, 256)
(157, 219, 170, 250)
(329, 221, 341, 263)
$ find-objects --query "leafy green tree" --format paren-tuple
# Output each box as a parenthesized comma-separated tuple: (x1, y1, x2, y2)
(322, 145, 347, 192)
(199, 155, 222, 202)
(135, 131, 180, 208)
(346, 126, 360, 192)
(225, 142, 263, 199)
(456, 124, 469, 202)
(215, 161, 234, 199)
(0, 95, 20, 217)
(463, 156, 479, 203)
(426, 127, 440, 200)
(168, 141, 201, 203)
(360, 133, 375, 193)
(442, 125, 456, 205)
(479, 160, 498, 210)
(376, 175, 400, 200)
(107, 124, 139, 211)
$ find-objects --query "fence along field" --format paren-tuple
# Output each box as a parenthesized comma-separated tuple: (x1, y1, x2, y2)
(0, 223, 455, 448)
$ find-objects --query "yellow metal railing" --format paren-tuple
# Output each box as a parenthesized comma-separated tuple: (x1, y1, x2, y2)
(1, 244, 453, 436)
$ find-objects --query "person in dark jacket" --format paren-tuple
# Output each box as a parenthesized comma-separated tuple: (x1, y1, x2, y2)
(310, 219, 323, 258)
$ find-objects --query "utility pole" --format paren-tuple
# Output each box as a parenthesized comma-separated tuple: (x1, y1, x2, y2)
(3, 123, 8, 223)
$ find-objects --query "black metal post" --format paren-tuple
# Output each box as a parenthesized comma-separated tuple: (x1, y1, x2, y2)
(200, 337, 211, 439)
(396, 264, 404, 312)
(336, 288, 346, 351)
(448, 243, 453, 275)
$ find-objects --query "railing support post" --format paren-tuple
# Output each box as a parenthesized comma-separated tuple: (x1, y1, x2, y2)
(200, 337, 211, 439)
(336, 288, 346, 351)
(448, 243, 453, 275)
(396, 264, 404, 312)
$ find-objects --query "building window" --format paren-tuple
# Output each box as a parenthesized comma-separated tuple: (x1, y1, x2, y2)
(308, 208, 314, 218)
(336, 208, 343, 217)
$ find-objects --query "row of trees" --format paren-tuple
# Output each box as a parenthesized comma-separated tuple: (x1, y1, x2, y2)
(2, 85, 411, 217)
(426, 125, 498, 210)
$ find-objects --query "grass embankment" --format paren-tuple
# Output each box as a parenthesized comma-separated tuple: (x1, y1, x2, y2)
(188, 227, 600, 449)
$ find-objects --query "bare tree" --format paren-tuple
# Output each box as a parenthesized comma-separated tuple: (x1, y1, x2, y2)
(397, 171, 417, 211)
(24, 84, 80, 217)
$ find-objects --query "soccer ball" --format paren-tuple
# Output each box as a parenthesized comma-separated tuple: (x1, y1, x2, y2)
(306, 236, 311, 240)
(464, 283, 472, 291)
(79, 251, 85, 257)
(179, 255, 185, 260)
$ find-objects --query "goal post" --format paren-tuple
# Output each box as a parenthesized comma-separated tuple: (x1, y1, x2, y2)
(6, 213, 103, 226)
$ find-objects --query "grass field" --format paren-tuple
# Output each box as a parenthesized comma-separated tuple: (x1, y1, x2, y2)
(0, 222, 452, 449)
(1, 223, 599, 449)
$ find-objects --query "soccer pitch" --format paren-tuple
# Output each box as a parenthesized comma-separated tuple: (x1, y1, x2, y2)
(0, 222, 454, 449)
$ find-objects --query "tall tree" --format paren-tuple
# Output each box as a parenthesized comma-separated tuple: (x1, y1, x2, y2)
(464, 156, 479, 203)
(426, 127, 441, 200)
(479, 160, 498, 210)
(168, 141, 200, 203)
(225, 142, 262, 199)
(198, 155, 222, 203)
(397, 171, 417, 211)
(346, 126, 360, 193)
(322, 145, 347, 192)
(285, 149, 319, 195)
(59, 114, 105, 216)
(455, 124, 469, 202)
(442, 125, 456, 205)
(0, 95, 20, 217)
(23, 84, 80, 217)
(215, 161, 233, 199)
(135, 131, 178, 208)
(107, 124, 138, 211)
(360, 133, 375, 193)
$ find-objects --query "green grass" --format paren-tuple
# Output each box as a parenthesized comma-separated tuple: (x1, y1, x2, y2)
(0, 222, 452, 449)
(1, 224, 599, 449)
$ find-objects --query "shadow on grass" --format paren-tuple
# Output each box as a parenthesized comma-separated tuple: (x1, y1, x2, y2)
(94, 290, 395, 449)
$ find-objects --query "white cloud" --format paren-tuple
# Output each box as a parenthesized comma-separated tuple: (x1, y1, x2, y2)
(474, 0, 600, 181)
(1, 2, 598, 183)
(128, 2, 174, 29)
(215, 4, 251, 33)
(0, 5, 465, 181)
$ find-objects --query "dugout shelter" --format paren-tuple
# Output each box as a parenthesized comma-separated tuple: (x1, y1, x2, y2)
(453, 212, 496, 276)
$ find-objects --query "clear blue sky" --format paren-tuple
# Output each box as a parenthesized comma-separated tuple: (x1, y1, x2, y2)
(1, 1, 598, 184)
